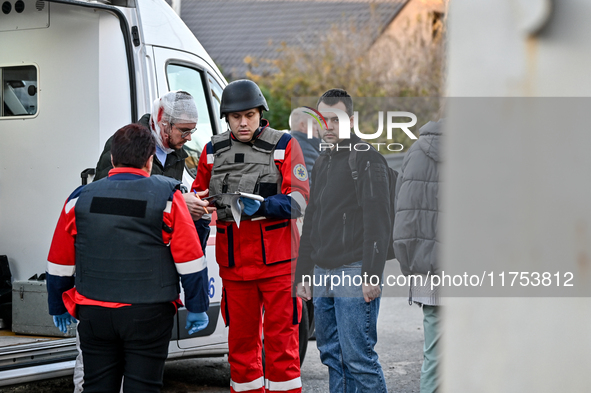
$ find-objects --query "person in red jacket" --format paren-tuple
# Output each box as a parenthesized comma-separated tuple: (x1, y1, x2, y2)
(192, 80, 309, 393)
(46, 124, 209, 393)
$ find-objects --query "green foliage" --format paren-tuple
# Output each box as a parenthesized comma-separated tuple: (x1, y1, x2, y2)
(259, 85, 291, 130)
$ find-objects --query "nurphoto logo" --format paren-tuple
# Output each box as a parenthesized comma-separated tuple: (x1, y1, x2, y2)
(291, 106, 418, 152)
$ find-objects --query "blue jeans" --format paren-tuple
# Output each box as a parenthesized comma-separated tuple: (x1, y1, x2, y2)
(312, 263, 388, 393)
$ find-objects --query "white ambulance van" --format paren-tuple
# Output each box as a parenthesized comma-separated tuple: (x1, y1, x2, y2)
(0, 0, 234, 385)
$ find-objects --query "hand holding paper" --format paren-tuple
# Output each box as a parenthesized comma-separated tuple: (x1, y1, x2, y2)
(203, 191, 264, 203)
(203, 192, 265, 226)
(236, 192, 264, 202)
(240, 197, 261, 216)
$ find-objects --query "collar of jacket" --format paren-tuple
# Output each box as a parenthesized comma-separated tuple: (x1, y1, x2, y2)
(153, 146, 188, 170)
(171, 146, 189, 160)
(107, 167, 149, 179)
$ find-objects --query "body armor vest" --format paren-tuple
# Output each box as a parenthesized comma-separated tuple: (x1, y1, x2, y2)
(74, 175, 181, 304)
(209, 128, 284, 221)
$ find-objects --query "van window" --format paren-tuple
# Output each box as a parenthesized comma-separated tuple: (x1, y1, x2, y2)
(208, 74, 228, 134)
(166, 64, 216, 177)
(1, 65, 38, 118)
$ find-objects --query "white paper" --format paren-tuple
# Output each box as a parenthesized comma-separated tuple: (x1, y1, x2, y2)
(230, 195, 242, 227)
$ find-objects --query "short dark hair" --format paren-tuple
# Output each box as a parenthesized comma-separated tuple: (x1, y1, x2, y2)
(111, 123, 156, 169)
(317, 88, 353, 117)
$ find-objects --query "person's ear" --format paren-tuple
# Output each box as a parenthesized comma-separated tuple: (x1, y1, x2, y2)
(145, 155, 154, 175)
(299, 119, 307, 132)
(110, 154, 115, 168)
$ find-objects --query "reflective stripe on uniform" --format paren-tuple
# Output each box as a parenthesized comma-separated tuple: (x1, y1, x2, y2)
(65, 197, 78, 213)
(274, 149, 285, 160)
(231, 376, 265, 392)
(164, 201, 172, 213)
(207, 154, 215, 164)
(265, 376, 302, 391)
(47, 261, 76, 277)
(175, 256, 207, 274)
(288, 191, 307, 214)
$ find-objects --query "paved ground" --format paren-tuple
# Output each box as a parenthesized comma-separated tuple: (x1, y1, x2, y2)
(163, 261, 425, 392)
(0, 262, 425, 393)
(298, 297, 424, 393)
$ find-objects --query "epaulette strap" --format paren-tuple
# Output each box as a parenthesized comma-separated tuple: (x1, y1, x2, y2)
(252, 128, 284, 153)
(253, 138, 276, 152)
(211, 131, 232, 154)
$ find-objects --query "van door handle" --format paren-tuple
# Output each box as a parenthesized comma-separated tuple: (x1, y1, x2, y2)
(81, 168, 95, 185)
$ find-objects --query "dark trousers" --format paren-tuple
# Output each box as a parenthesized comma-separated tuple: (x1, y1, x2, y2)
(77, 303, 175, 393)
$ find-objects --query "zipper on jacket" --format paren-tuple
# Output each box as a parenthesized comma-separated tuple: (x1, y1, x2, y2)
(368, 241, 379, 284)
(371, 241, 379, 267)
(342, 213, 347, 246)
(365, 161, 373, 197)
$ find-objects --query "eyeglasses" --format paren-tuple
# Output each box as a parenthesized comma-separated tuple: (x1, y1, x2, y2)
(171, 123, 197, 138)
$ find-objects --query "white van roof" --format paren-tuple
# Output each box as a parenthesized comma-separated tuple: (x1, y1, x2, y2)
(136, 0, 221, 79)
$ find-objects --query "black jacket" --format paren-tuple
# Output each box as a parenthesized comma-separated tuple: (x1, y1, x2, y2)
(94, 114, 189, 181)
(295, 134, 392, 282)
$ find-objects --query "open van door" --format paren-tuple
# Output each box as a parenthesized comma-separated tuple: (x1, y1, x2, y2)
(152, 46, 228, 351)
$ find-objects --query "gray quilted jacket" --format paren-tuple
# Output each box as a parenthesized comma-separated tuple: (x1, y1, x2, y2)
(393, 120, 443, 305)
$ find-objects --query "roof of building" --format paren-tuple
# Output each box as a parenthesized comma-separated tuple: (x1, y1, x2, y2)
(181, 0, 407, 79)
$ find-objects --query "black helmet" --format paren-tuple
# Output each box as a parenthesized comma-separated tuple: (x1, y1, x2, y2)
(219, 79, 269, 119)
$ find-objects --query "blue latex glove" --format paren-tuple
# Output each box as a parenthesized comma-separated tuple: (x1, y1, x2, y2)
(240, 197, 261, 216)
(53, 312, 75, 334)
(185, 311, 209, 335)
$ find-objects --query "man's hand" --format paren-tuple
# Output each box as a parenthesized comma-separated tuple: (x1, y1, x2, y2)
(185, 311, 209, 335)
(184, 189, 215, 221)
(53, 312, 76, 334)
(296, 282, 312, 301)
(240, 197, 261, 216)
(362, 284, 381, 303)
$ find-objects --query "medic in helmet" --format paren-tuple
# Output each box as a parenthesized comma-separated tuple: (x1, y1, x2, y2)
(192, 79, 309, 393)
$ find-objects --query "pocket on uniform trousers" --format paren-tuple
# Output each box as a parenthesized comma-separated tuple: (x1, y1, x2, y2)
(214, 222, 235, 268)
(221, 287, 229, 327)
(292, 296, 302, 325)
(261, 219, 294, 265)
